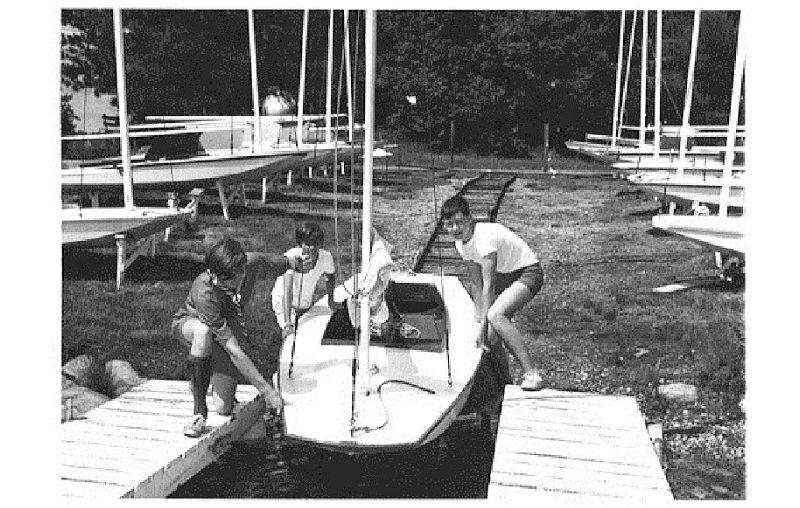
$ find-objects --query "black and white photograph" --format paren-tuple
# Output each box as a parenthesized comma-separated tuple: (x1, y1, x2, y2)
(8, 0, 797, 503)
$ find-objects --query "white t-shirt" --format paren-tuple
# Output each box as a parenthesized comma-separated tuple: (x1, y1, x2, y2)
(455, 222, 538, 273)
(271, 248, 336, 326)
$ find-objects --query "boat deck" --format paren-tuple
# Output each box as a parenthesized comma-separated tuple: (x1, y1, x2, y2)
(60, 380, 264, 499)
(488, 386, 673, 501)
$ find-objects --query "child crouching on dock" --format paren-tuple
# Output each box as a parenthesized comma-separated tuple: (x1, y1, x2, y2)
(171, 237, 311, 437)
(441, 194, 545, 391)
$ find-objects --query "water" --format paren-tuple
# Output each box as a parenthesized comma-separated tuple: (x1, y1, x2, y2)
(171, 348, 508, 498)
(170, 417, 496, 498)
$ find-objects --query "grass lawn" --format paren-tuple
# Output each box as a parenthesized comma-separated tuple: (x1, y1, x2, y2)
(62, 149, 745, 499)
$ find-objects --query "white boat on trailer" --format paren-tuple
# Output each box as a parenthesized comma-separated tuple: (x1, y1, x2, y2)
(62, 9, 193, 290)
(274, 11, 483, 454)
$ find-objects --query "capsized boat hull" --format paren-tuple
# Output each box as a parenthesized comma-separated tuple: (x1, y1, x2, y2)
(275, 272, 483, 453)
(62, 206, 191, 247)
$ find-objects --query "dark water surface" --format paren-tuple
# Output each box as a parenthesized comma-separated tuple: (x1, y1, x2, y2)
(170, 417, 496, 498)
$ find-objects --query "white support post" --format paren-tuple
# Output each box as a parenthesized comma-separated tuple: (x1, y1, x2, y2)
(308, 166, 313, 179)
(240, 183, 248, 207)
(341, 161, 345, 175)
(216, 180, 231, 221)
(287, 170, 293, 186)
(115, 234, 126, 290)
(165, 192, 177, 242)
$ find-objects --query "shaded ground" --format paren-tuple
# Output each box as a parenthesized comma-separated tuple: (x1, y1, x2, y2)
(62, 153, 745, 499)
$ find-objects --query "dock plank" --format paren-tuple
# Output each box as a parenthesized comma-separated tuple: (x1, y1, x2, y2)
(488, 386, 672, 501)
(60, 380, 264, 499)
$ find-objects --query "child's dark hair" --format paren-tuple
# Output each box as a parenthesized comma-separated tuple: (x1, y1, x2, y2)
(206, 238, 247, 278)
(296, 221, 324, 247)
(441, 195, 471, 219)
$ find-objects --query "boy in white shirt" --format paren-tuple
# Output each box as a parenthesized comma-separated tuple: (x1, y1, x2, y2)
(441, 194, 544, 391)
(272, 222, 340, 338)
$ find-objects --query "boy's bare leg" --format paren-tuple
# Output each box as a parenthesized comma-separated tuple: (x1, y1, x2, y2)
(487, 282, 537, 374)
(217, 334, 284, 412)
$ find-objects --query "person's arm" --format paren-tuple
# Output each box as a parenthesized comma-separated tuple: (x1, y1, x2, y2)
(282, 271, 295, 338)
(216, 331, 283, 412)
(248, 251, 311, 279)
(475, 252, 497, 348)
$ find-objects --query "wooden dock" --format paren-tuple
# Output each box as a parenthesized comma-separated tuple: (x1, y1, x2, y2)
(488, 386, 673, 501)
(60, 379, 264, 499)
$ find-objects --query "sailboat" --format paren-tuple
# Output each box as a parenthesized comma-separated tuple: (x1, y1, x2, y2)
(650, 11, 745, 283)
(568, 10, 745, 179)
(274, 11, 483, 453)
(62, 10, 361, 219)
(62, 9, 193, 288)
(627, 11, 746, 211)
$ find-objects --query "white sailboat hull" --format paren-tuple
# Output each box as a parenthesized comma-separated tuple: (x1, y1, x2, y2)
(276, 272, 483, 453)
(62, 206, 191, 247)
(651, 214, 744, 256)
(62, 150, 308, 192)
(628, 173, 745, 208)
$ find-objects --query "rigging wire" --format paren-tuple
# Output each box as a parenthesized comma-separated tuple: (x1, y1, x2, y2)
(352, 379, 435, 434)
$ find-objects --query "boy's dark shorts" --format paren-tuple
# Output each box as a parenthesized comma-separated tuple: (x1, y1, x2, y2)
(171, 316, 240, 380)
(494, 263, 544, 296)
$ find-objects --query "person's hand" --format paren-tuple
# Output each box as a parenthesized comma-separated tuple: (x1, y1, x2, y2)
(282, 323, 295, 338)
(262, 387, 284, 414)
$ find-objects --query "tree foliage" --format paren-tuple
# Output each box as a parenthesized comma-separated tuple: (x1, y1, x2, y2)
(60, 9, 742, 155)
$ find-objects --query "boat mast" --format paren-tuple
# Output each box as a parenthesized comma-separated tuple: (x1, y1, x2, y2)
(356, 9, 377, 402)
(720, 14, 745, 217)
(296, 10, 309, 147)
(654, 10, 662, 156)
(344, 10, 354, 143)
(617, 11, 637, 141)
(677, 11, 701, 179)
(639, 10, 648, 148)
(611, 10, 625, 149)
(326, 10, 334, 144)
(248, 9, 262, 154)
(113, 8, 134, 209)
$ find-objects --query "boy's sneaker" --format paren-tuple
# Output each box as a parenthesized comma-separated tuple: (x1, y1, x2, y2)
(183, 414, 206, 437)
(521, 372, 543, 391)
